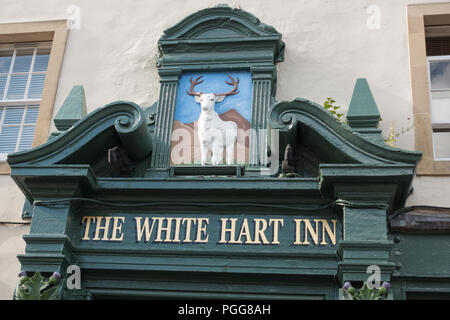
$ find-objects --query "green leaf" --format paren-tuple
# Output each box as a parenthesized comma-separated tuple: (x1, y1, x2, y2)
(13, 272, 62, 300)
(29, 272, 43, 300)
(357, 283, 376, 300)
(40, 286, 59, 300)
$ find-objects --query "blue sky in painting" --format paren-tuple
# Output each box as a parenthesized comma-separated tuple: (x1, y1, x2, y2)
(174, 71, 252, 124)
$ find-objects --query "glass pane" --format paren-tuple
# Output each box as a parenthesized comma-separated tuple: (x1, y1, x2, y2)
(429, 60, 450, 90)
(433, 131, 450, 159)
(6, 74, 27, 99)
(0, 126, 19, 153)
(430, 90, 450, 123)
(27, 74, 46, 99)
(24, 105, 39, 124)
(33, 48, 50, 72)
(0, 75, 6, 99)
(3, 106, 24, 125)
(0, 106, 4, 121)
(0, 50, 13, 73)
(12, 48, 34, 73)
(18, 125, 35, 151)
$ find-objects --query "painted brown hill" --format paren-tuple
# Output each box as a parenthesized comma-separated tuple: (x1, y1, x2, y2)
(170, 109, 251, 165)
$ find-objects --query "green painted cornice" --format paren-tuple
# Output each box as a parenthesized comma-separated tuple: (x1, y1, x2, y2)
(10, 165, 96, 203)
(160, 4, 284, 59)
(7, 101, 152, 166)
(158, 5, 285, 67)
(269, 98, 421, 210)
(269, 98, 422, 165)
(53, 85, 87, 131)
(161, 5, 281, 39)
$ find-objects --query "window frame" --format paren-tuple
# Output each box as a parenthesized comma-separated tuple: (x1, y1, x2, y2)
(407, 3, 450, 175)
(426, 55, 450, 161)
(0, 42, 51, 160)
(0, 20, 68, 174)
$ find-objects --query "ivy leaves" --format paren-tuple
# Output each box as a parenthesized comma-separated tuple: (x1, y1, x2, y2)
(323, 97, 345, 123)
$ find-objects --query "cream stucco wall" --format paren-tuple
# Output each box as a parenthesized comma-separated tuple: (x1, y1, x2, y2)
(0, 0, 449, 299)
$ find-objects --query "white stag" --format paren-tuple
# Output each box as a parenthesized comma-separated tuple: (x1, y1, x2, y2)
(187, 75, 239, 165)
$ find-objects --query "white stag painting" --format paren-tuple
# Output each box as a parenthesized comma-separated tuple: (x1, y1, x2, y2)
(170, 72, 252, 165)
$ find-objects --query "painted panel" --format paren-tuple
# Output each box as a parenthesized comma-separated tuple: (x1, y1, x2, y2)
(170, 71, 252, 165)
(75, 210, 341, 259)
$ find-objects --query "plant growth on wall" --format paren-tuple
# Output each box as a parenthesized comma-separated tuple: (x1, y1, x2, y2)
(323, 97, 413, 146)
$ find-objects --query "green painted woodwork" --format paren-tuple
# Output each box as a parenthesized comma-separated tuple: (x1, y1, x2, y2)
(343, 207, 387, 241)
(6, 6, 433, 300)
(346, 78, 383, 143)
(153, 4, 283, 170)
(388, 234, 450, 299)
(8, 101, 152, 165)
(337, 240, 396, 284)
(389, 234, 450, 278)
(21, 198, 33, 219)
(54, 85, 87, 131)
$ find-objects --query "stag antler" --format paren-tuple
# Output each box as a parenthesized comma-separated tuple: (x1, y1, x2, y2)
(186, 76, 204, 96)
(216, 75, 240, 96)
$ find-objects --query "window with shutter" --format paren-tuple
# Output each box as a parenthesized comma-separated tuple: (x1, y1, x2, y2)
(0, 42, 50, 160)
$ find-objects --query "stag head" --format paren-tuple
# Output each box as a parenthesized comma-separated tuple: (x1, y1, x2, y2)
(187, 75, 239, 112)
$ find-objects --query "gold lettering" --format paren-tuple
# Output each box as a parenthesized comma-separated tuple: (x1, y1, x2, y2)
(154, 217, 173, 242)
(303, 219, 319, 245)
(218, 218, 239, 244)
(293, 219, 303, 244)
(319, 219, 337, 245)
(182, 218, 197, 243)
(135, 217, 157, 242)
(237, 219, 254, 244)
(172, 217, 183, 242)
(110, 217, 125, 241)
(269, 219, 284, 244)
(253, 219, 269, 244)
(195, 218, 209, 243)
(93, 216, 112, 241)
(81, 216, 95, 240)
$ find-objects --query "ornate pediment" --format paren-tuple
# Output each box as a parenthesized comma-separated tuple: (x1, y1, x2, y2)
(160, 5, 283, 39)
(270, 98, 421, 166)
(158, 5, 285, 65)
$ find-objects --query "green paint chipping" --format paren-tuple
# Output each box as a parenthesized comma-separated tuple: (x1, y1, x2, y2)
(54, 85, 87, 131)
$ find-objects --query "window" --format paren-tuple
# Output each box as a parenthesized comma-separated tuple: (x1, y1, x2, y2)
(0, 20, 68, 174)
(407, 4, 450, 175)
(0, 42, 51, 160)
(426, 34, 450, 160)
